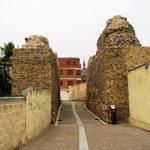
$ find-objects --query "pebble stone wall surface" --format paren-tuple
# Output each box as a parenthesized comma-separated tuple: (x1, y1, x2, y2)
(11, 35, 60, 123)
(86, 16, 150, 123)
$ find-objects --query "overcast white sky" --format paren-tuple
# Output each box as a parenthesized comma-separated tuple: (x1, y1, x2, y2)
(0, 0, 150, 64)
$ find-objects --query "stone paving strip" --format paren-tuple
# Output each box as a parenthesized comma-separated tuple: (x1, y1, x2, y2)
(72, 102, 89, 150)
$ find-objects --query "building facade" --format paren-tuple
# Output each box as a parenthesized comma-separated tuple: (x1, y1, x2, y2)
(59, 57, 82, 100)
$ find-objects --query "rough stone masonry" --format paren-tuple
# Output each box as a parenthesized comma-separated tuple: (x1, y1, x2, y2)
(86, 16, 150, 123)
(11, 35, 60, 123)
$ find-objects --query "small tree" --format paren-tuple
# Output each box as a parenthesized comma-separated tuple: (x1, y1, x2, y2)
(1, 42, 14, 61)
(0, 42, 14, 96)
(0, 67, 6, 96)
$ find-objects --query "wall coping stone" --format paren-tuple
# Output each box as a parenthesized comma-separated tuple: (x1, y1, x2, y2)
(0, 97, 25, 105)
(128, 63, 149, 72)
(0, 97, 25, 103)
(0, 97, 25, 99)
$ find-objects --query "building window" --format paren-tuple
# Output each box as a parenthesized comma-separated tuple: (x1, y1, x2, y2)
(73, 61, 76, 65)
(68, 80, 74, 86)
(66, 60, 71, 65)
(60, 70, 63, 75)
(67, 70, 73, 75)
(60, 80, 63, 86)
(76, 70, 81, 76)
(76, 80, 81, 84)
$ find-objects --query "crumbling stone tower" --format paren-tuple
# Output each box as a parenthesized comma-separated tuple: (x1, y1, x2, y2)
(12, 35, 60, 123)
(87, 16, 150, 123)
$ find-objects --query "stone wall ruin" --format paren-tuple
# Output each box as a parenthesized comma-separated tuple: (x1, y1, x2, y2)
(12, 35, 60, 123)
(86, 16, 150, 123)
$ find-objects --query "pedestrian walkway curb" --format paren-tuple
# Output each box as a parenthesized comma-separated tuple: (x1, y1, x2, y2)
(84, 104, 107, 125)
(55, 102, 63, 126)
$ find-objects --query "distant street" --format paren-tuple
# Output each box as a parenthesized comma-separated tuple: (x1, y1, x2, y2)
(21, 101, 150, 150)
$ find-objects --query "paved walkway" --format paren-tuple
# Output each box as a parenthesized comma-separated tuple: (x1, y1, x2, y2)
(20, 101, 150, 150)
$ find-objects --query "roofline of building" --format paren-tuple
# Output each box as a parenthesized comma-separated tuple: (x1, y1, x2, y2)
(59, 57, 80, 60)
(60, 78, 82, 80)
(59, 68, 81, 70)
